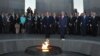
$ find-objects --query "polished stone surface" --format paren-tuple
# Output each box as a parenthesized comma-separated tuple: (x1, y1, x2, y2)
(0, 34, 100, 41)
(0, 51, 90, 56)
(0, 34, 100, 56)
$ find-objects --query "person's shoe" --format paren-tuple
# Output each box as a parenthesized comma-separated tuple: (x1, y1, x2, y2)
(61, 38, 65, 41)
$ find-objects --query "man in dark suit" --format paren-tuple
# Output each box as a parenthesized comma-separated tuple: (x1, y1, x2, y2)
(9, 13, 15, 33)
(2, 13, 10, 33)
(37, 14, 41, 34)
(33, 14, 42, 34)
(32, 14, 38, 34)
(89, 12, 98, 36)
(43, 12, 53, 38)
(51, 13, 59, 34)
(80, 13, 89, 36)
(74, 13, 81, 35)
(58, 11, 68, 40)
(0, 13, 3, 33)
(40, 14, 45, 34)
(68, 13, 76, 35)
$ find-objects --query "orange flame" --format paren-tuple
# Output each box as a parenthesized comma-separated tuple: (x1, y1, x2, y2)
(42, 39, 49, 52)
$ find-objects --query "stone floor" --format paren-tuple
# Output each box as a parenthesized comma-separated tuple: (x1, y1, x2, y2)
(0, 51, 90, 56)
(0, 34, 99, 42)
(0, 34, 99, 56)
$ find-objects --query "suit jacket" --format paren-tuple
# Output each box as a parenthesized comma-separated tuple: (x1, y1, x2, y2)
(90, 16, 98, 26)
(51, 16, 58, 25)
(0, 15, 3, 24)
(68, 16, 76, 26)
(42, 16, 53, 27)
(80, 16, 89, 28)
(59, 16, 68, 28)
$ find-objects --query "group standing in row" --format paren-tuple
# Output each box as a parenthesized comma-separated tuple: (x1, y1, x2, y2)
(0, 7, 99, 39)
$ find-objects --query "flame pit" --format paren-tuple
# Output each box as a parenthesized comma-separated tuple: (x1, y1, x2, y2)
(25, 39, 62, 55)
(42, 39, 50, 52)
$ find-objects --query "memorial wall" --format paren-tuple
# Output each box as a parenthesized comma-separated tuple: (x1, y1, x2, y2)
(0, 0, 24, 13)
(36, 0, 73, 13)
(84, 0, 100, 15)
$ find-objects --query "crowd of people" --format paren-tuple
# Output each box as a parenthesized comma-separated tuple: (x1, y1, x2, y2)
(0, 7, 99, 39)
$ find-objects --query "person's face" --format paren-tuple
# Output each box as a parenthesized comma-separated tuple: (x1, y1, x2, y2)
(41, 14, 44, 17)
(75, 13, 79, 17)
(83, 13, 86, 16)
(5, 13, 8, 16)
(32, 14, 34, 17)
(69, 13, 73, 18)
(53, 13, 56, 16)
(61, 12, 65, 16)
(29, 7, 31, 10)
(91, 12, 96, 16)
(46, 12, 49, 16)
(16, 14, 19, 17)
